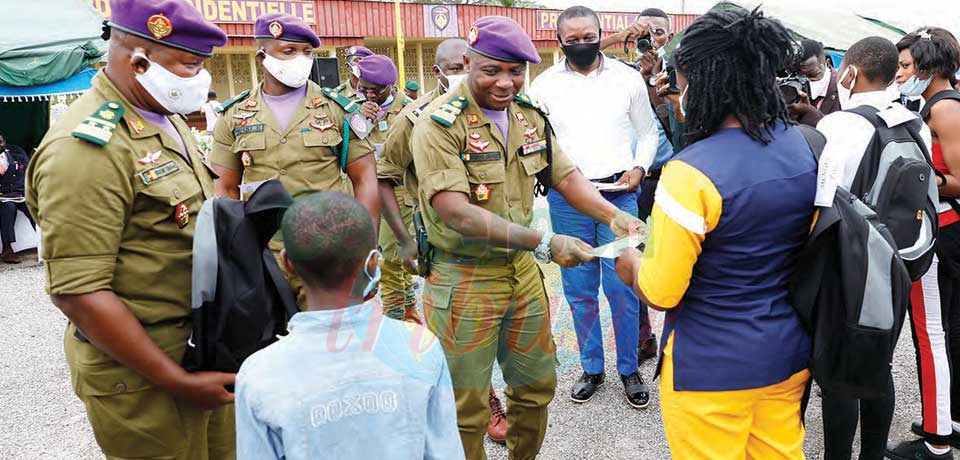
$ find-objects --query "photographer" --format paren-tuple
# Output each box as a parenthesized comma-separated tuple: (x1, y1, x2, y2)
(786, 40, 841, 126)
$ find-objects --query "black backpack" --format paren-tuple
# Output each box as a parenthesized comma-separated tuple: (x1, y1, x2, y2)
(182, 180, 298, 373)
(845, 106, 939, 280)
(790, 125, 912, 399)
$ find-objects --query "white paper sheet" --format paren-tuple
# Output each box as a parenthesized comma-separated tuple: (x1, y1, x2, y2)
(593, 182, 629, 192)
(592, 234, 647, 259)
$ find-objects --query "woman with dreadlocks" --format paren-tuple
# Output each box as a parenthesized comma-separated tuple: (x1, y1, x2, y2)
(615, 6, 815, 459)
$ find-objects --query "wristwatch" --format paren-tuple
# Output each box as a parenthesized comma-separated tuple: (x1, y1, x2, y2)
(533, 231, 554, 264)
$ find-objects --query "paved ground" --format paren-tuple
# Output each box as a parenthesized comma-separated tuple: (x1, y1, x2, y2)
(0, 256, 947, 460)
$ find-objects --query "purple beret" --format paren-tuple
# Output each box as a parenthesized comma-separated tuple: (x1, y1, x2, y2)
(108, 0, 227, 57)
(356, 55, 398, 87)
(346, 46, 374, 60)
(254, 13, 320, 48)
(467, 16, 541, 64)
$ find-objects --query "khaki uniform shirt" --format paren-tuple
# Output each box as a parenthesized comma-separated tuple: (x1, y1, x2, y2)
(411, 84, 577, 258)
(209, 81, 373, 201)
(379, 89, 440, 206)
(27, 71, 215, 329)
(367, 93, 413, 206)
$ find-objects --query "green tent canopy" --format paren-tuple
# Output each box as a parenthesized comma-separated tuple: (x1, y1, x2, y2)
(0, 0, 106, 87)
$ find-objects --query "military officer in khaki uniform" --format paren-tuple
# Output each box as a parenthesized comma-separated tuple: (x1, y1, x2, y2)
(26, 1, 235, 458)
(350, 54, 421, 322)
(210, 13, 379, 306)
(412, 16, 643, 460)
(331, 45, 373, 99)
(377, 38, 510, 444)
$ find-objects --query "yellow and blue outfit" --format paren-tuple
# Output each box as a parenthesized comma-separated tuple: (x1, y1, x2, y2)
(638, 122, 816, 460)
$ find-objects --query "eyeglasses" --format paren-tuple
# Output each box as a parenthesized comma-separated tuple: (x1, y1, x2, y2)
(357, 84, 390, 97)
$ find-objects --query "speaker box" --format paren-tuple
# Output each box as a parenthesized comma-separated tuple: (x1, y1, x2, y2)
(310, 57, 341, 88)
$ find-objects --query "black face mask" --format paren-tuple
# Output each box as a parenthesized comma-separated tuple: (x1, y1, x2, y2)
(561, 42, 600, 69)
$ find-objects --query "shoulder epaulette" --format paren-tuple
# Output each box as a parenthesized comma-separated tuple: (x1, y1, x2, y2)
(430, 96, 468, 127)
(217, 89, 251, 114)
(321, 87, 359, 113)
(402, 96, 414, 107)
(515, 93, 549, 116)
(331, 82, 347, 93)
(71, 101, 124, 146)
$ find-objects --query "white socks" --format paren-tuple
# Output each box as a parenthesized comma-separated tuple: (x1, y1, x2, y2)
(926, 441, 950, 455)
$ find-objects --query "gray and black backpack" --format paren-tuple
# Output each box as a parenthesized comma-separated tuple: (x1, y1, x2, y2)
(790, 111, 938, 398)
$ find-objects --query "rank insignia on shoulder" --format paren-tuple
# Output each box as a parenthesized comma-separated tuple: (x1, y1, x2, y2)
(139, 160, 180, 185)
(321, 87, 359, 113)
(72, 101, 125, 146)
(430, 96, 468, 127)
(473, 183, 490, 202)
(217, 89, 252, 114)
(514, 93, 549, 116)
(467, 113, 479, 125)
(521, 139, 548, 156)
(137, 151, 162, 165)
(175, 203, 190, 229)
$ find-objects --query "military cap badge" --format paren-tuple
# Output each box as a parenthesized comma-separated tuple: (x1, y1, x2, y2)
(147, 14, 173, 40)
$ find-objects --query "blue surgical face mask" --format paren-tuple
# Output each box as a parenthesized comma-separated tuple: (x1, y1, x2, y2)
(361, 249, 381, 299)
(899, 74, 932, 97)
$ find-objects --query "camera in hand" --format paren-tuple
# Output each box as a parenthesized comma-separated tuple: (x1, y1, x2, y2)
(657, 62, 681, 97)
(777, 74, 811, 105)
(636, 38, 654, 54)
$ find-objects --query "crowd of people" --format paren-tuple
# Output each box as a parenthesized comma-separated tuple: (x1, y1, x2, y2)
(17, 0, 960, 458)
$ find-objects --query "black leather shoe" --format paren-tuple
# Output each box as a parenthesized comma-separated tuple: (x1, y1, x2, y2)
(621, 371, 650, 409)
(886, 439, 953, 460)
(570, 372, 604, 403)
(911, 420, 960, 449)
(638, 333, 658, 365)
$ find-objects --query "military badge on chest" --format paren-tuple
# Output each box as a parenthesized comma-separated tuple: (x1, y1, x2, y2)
(467, 132, 490, 152)
(310, 112, 336, 132)
(175, 203, 190, 229)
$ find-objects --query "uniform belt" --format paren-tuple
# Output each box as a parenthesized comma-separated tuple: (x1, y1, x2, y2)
(591, 171, 626, 184)
(72, 318, 187, 343)
(432, 249, 519, 266)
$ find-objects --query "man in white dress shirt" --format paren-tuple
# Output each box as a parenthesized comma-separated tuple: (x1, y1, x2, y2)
(529, 5, 659, 409)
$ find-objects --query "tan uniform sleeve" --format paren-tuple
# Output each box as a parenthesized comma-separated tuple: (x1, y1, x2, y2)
(27, 137, 133, 295)
(411, 120, 470, 203)
(378, 115, 413, 184)
(210, 109, 240, 171)
(548, 128, 577, 187)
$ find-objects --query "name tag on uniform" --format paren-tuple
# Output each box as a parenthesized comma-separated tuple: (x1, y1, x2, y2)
(233, 124, 265, 136)
(520, 140, 547, 156)
(139, 160, 180, 185)
(460, 152, 501, 162)
(378, 119, 389, 132)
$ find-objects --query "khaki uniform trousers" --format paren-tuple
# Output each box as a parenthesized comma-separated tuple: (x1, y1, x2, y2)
(65, 324, 235, 460)
(423, 251, 557, 460)
(377, 189, 418, 321)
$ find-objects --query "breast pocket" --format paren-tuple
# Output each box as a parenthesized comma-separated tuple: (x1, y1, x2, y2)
(233, 132, 272, 173)
(134, 170, 204, 248)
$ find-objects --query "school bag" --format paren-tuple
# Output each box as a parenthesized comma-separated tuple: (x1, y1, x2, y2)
(182, 180, 298, 373)
(790, 124, 913, 398)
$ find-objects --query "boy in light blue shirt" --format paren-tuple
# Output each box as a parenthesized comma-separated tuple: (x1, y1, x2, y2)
(235, 192, 464, 460)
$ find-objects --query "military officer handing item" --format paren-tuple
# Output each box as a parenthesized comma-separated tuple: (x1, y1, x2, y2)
(412, 16, 643, 460)
(26, 1, 235, 458)
(210, 13, 379, 307)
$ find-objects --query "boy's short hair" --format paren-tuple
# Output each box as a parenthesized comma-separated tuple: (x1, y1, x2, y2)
(280, 192, 376, 288)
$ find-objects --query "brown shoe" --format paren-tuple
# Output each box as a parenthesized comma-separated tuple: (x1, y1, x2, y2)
(487, 388, 507, 444)
(1, 247, 19, 264)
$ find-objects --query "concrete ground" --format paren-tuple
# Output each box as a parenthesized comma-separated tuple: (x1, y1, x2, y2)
(0, 256, 946, 460)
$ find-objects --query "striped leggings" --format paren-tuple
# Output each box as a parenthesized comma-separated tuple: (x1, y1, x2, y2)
(909, 253, 960, 445)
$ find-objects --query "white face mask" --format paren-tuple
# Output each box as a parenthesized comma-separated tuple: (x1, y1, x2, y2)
(438, 68, 466, 93)
(261, 52, 314, 89)
(134, 52, 212, 115)
(837, 66, 857, 110)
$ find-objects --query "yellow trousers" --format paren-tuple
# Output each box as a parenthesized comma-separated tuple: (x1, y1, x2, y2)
(660, 333, 808, 460)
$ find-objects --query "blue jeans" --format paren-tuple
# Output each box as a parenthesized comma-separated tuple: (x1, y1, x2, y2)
(548, 189, 642, 376)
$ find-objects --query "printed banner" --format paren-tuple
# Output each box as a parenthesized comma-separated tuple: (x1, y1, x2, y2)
(423, 4, 459, 38)
(536, 10, 639, 32)
(90, 0, 317, 24)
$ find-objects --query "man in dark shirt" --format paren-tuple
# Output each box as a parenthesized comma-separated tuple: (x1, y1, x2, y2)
(0, 132, 33, 263)
(788, 39, 842, 126)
